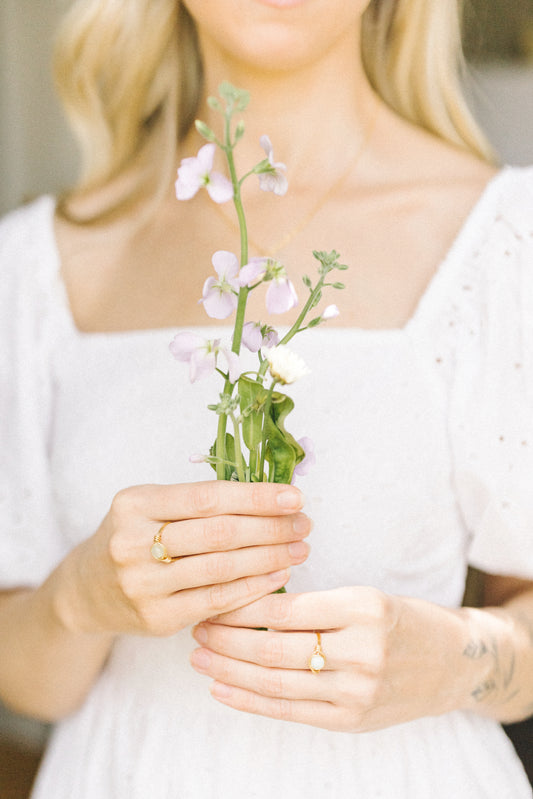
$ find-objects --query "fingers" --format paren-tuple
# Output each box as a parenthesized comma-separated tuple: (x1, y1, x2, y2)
(210, 586, 391, 632)
(209, 682, 340, 729)
(114, 481, 304, 523)
(156, 512, 311, 559)
(193, 622, 322, 670)
(191, 646, 335, 701)
(155, 541, 310, 594)
(164, 570, 292, 629)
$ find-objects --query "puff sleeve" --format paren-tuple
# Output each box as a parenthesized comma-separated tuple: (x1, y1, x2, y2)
(0, 198, 68, 588)
(451, 168, 533, 579)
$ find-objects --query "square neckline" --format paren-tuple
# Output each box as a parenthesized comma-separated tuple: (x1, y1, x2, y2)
(41, 167, 511, 343)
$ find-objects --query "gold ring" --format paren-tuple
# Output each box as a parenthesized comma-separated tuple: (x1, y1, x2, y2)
(150, 522, 177, 563)
(309, 631, 326, 673)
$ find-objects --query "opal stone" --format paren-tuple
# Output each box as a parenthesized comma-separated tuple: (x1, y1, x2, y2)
(310, 653, 325, 672)
(151, 542, 167, 560)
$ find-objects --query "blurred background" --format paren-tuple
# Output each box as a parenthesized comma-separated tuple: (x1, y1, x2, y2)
(1, 0, 533, 797)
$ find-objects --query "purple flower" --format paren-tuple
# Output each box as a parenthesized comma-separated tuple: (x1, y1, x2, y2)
(266, 277, 298, 314)
(175, 143, 233, 204)
(257, 136, 288, 196)
(293, 437, 316, 479)
(238, 258, 298, 315)
(238, 257, 269, 288)
(202, 251, 241, 319)
(241, 322, 280, 353)
(169, 332, 240, 383)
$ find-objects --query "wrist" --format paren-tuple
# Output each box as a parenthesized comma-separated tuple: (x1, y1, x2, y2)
(49, 540, 110, 638)
(455, 606, 517, 716)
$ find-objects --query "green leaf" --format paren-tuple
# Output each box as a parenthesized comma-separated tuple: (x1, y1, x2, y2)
(332, 282, 345, 289)
(302, 275, 312, 289)
(264, 391, 305, 484)
(210, 433, 246, 481)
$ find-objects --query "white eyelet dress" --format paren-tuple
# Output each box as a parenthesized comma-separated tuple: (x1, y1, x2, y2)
(1, 167, 533, 798)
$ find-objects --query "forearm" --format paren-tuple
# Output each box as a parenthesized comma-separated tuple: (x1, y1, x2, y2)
(0, 558, 114, 723)
(460, 589, 533, 723)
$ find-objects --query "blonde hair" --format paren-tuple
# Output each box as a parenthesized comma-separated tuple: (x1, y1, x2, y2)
(54, 0, 493, 221)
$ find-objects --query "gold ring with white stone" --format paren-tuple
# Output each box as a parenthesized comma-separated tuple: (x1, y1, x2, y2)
(150, 522, 178, 563)
(309, 632, 326, 673)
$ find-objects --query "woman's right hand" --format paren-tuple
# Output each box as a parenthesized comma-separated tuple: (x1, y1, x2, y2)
(56, 481, 310, 637)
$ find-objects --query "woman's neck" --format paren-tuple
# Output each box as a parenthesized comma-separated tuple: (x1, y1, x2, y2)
(184, 23, 378, 188)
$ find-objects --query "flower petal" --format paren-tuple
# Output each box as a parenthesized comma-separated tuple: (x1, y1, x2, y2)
(196, 143, 216, 172)
(169, 331, 205, 361)
(206, 171, 234, 203)
(266, 278, 298, 314)
(238, 258, 268, 287)
(322, 304, 340, 320)
(258, 170, 288, 197)
(241, 322, 263, 353)
(203, 289, 238, 319)
(293, 436, 316, 476)
(220, 347, 241, 384)
(259, 134, 273, 159)
(189, 348, 216, 382)
(212, 250, 240, 281)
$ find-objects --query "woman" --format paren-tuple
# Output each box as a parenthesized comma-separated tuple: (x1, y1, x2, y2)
(1, 0, 533, 796)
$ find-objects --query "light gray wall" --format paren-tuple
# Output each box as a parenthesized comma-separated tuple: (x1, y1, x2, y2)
(0, 0, 78, 216)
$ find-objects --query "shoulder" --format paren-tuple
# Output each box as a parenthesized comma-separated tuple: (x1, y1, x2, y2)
(0, 196, 58, 277)
(0, 196, 59, 301)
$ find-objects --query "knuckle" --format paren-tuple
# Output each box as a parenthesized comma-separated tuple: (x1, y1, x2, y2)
(249, 481, 268, 512)
(116, 569, 141, 603)
(266, 594, 293, 628)
(205, 552, 232, 583)
(188, 483, 218, 517)
(110, 487, 139, 521)
(207, 581, 232, 612)
(259, 670, 285, 698)
(107, 530, 128, 566)
(258, 634, 285, 667)
(205, 516, 234, 551)
(363, 586, 391, 622)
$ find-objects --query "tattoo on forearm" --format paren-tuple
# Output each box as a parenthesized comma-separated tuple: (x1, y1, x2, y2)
(464, 636, 518, 706)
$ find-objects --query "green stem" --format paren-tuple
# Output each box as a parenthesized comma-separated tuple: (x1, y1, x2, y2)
(258, 381, 278, 482)
(230, 413, 246, 482)
(215, 112, 252, 477)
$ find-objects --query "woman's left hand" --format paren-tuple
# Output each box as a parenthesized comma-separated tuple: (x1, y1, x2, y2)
(190, 586, 477, 732)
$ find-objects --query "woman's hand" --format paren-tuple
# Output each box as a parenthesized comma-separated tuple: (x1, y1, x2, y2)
(190, 587, 480, 732)
(55, 481, 311, 637)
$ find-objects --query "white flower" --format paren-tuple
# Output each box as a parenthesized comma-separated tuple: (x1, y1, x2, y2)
(264, 345, 310, 385)
(322, 304, 340, 321)
(257, 135, 288, 196)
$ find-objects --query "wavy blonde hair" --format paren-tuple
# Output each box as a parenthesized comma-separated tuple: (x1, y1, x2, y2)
(54, 0, 493, 221)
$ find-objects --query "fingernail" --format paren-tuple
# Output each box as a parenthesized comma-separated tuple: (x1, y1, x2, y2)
(191, 649, 211, 670)
(277, 489, 302, 509)
(292, 514, 310, 535)
(211, 682, 233, 698)
(269, 568, 290, 583)
(193, 625, 208, 645)
(288, 541, 309, 561)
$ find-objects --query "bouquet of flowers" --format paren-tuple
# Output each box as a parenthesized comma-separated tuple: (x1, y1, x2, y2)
(170, 82, 347, 486)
